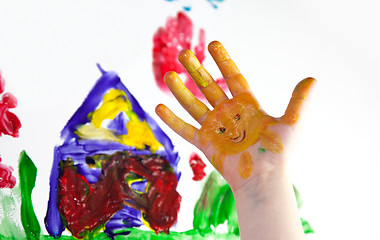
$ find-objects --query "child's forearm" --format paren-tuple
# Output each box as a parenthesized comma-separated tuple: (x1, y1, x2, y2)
(233, 169, 305, 240)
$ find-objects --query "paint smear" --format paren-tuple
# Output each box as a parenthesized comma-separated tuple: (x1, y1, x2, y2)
(0, 186, 24, 239)
(189, 153, 206, 181)
(199, 92, 281, 155)
(238, 151, 253, 179)
(153, 12, 227, 98)
(294, 186, 314, 234)
(0, 71, 21, 138)
(0, 157, 16, 189)
(58, 152, 181, 238)
(206, 0, 225, 9)
(19, 150, 41, 240)
(45, 65, 181, 239)
(193, 171, 239, 236)
(164, 0, 225, 10)
(198, 92, 282, 176)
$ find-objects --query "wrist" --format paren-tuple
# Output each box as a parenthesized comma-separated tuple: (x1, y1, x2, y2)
(233, 163, 290, 202)
(232, 168, 304, 240)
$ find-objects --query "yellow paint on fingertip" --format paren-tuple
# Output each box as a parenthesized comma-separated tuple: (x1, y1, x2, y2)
(179, 50, 201, 72)
(163, 71, 180, 85)
(238, 151, 253, 179)
(180, 50, 209, 88)
(208, 41, 229, 62)
(187, 55, 202, 73)
(155, 104, 176, 126)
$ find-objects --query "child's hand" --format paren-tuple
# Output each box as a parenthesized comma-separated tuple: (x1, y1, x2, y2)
(156, 41, 315, 193)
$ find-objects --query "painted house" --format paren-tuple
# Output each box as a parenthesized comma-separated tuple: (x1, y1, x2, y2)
(45, 65, 180, 239)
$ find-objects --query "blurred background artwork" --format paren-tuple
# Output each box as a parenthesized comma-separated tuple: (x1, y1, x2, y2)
(0, 0, 380, 239)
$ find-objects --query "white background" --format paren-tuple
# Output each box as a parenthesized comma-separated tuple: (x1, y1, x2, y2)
(0, 0, 379, 239)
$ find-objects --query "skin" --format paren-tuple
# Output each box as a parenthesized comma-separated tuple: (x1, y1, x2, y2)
(156, 41, 316, 240)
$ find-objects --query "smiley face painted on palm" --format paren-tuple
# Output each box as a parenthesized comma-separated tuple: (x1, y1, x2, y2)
(198, 92, 283, 177)
(199, 92, 279, 154)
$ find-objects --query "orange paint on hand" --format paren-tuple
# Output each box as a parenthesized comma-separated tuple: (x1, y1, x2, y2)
(238, 152, 253, 179)
(198, 92, 284, 174)
(260, 130, 284, 154)
(211, 152, 225, 175)
(199, 93, 261, 154)
(281, 77, 316, 125)
(199, 92, 280, 154)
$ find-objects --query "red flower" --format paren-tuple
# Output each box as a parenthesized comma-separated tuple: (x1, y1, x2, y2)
(0, 70, 20, 189)
(0, 71, 21, 137)
(0, 157, 16, 189)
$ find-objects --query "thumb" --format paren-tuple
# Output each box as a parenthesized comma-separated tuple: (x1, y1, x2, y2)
(281, 77, 317, 125)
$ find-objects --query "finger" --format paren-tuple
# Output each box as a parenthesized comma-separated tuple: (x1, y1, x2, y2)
(281, 77, 317, 125)
(164, 71, 210, 124)
(208, 41, 251, 96)
(155, 104, 199, 146)
(178, 49, 228, 107)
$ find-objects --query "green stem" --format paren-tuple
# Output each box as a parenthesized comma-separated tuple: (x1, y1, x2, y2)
(18, 151, 41, 240)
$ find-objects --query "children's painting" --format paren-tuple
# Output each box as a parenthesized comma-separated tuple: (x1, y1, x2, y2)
(0, 3, 314, 239)
(0, 64, 313, 239)
(1, 2, 314, 239)
(2, 0, 379, 239)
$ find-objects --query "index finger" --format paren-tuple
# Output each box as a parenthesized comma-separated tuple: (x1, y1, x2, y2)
(208, 41, 251, 96)
(164, 71, 210, 124)
(155, 104, 199, 147)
